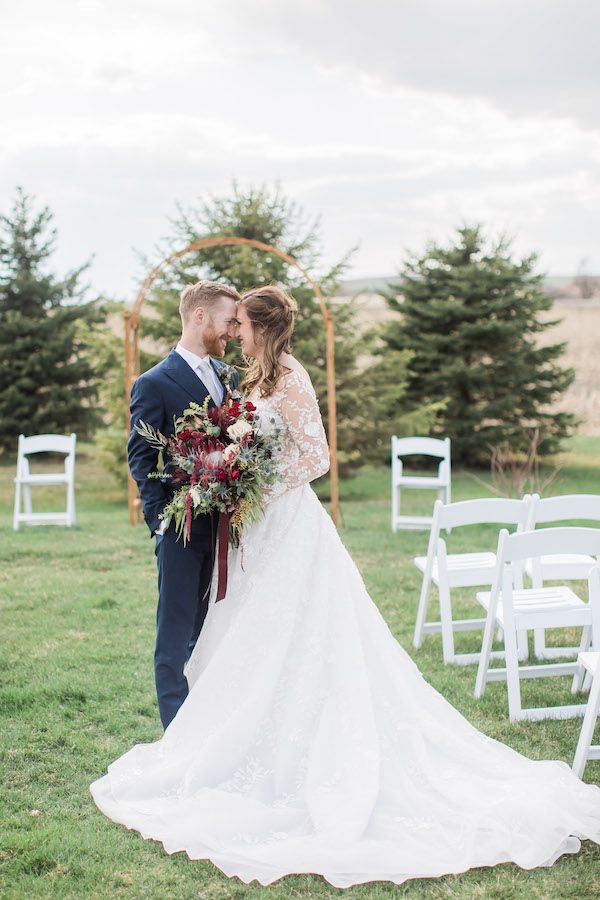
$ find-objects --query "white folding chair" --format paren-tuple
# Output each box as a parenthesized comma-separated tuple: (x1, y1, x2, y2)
(13, 433, 77, 530)
(572, 653, 600, 778)
(391, 436, 451, 532)
(572, 570, 600, 777)
(413, 497, 529, 665)
(474, 528, 600, 722)
(525, 494, 600, 659)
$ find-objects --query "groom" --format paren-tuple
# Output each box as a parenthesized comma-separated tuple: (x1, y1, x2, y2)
(128, 280, 241, 729)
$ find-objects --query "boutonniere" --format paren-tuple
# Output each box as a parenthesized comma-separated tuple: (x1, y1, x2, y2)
(217, 363, 241, 399)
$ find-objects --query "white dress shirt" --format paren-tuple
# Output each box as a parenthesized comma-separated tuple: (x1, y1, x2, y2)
(175, 342, 224, 405)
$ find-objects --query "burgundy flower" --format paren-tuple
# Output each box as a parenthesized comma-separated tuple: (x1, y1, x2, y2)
(170, 466, 188, 485)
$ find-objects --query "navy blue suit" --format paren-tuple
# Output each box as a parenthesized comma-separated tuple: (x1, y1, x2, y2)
(128, 349, 239, 729)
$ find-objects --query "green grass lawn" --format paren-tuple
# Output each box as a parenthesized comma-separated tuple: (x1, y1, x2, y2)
(1, 436, 599, 899)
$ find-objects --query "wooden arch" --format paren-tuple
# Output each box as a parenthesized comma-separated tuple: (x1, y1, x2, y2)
(124, 236, 340, 527)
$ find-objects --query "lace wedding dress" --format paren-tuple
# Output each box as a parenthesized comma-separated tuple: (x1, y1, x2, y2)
(91, 368, 600, 889)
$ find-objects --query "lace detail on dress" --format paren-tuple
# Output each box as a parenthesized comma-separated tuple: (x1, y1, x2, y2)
(251, 368, 330, 500)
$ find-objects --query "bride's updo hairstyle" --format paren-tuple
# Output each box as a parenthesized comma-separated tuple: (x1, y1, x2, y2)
(240, 285, 298, 398)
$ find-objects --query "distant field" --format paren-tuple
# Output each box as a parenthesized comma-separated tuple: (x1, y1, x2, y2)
(539, 300, 600, 435)
(342, 293, 600, 435)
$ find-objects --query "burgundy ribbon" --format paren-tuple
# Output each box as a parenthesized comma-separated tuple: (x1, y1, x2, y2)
(215, 511, 231, 602)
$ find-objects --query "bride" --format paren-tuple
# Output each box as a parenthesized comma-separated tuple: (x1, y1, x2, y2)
(91, 285, 600, 889)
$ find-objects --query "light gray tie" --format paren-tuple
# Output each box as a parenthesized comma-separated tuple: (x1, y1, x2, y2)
(197, 359, 223, 406)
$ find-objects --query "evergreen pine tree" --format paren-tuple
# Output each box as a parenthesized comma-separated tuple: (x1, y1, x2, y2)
(0, 188, 101, 455)
(382, 225, 576, 466)
(140, 184, 432, 476)
(97, 184, 439, 485)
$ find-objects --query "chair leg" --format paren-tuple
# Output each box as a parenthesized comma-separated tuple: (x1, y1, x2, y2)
(572, 670, 600, 778)
(504, 623, 523, 722)
(517, 629, 529, 662)
(413, 570, 432, 649)
(438, 575, 455, 664)
(571, 627, 592, 694)
(534, 628, 547, 659)
(441, 487, 451, 534)
(13, 481, 21, 531)
(67, 480, 75, 527)
(474, 609, 497, 698)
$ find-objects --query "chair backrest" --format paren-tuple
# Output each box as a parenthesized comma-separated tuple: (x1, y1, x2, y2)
(391, 436, 450, 483)
(392, 436, 450, 460)
(437, 496, 530, 532)
(20, 433, 76, 455)
(527, 493, 600, 528)
(17, 433, 77, 476)
(499, 526, 600, 564)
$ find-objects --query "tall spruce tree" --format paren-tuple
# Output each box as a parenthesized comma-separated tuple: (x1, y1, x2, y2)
(0, 188, 100, 454)
(138, 184, 435, 476)
(382, 225, 576, 466)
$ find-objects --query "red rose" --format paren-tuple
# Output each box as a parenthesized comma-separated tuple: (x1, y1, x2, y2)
(245, 401, 256, 412)
(178, 429, 192, 442)
(231, 469, 241, 480)
(215, 468, 228, 482)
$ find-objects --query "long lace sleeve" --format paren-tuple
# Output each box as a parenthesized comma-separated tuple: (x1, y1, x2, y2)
(274, 370, 330, 493)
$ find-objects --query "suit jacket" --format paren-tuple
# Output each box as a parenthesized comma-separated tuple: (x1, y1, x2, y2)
(128, 349, 240, 535)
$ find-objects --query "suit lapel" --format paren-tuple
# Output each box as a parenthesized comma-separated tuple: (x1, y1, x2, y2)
(162, 349, 212, 406)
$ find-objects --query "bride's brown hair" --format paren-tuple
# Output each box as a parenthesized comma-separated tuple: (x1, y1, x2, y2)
(240, 285, 298, 398)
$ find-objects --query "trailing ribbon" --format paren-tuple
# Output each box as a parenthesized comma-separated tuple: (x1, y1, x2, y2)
(215, 511, 231, 602)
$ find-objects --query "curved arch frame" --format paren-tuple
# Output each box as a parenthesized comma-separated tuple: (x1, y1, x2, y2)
(124, 236, 339, 527)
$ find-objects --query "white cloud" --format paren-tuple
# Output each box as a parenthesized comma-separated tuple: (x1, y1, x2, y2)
(0, 0, 598, 296)
(225, 0, 600, 127)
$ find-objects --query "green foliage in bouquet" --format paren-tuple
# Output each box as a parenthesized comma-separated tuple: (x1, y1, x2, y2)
(0, 188, 102, 454)
(382, 225, 577, 466)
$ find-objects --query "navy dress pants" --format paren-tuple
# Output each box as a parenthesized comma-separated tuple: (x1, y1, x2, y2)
(154, 520, 215, 729)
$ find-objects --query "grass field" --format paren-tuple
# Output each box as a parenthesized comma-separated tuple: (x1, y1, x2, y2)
(1, 437, 600, 899)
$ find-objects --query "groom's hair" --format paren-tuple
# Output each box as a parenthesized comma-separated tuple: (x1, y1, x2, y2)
(179, 280, 240, 324)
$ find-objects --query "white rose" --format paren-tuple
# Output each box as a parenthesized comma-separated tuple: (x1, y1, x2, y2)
(227, 420, 253, 440)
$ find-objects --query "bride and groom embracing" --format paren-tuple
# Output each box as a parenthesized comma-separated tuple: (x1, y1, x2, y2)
(91, 280, 600, 889)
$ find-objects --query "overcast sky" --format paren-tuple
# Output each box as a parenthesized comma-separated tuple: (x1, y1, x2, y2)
(1, 0, 599, 298)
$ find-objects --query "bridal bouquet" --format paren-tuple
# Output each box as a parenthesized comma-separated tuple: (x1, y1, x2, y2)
(135, 394, 280, 597)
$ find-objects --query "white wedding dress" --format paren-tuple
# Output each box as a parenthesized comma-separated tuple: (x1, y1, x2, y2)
(91, 368, 600, 889)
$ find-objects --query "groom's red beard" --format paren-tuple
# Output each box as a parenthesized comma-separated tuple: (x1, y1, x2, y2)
(203, 318, 227, 357)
